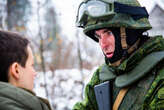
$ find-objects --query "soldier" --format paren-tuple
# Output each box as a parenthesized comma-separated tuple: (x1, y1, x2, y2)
(73, 0, 164, 110)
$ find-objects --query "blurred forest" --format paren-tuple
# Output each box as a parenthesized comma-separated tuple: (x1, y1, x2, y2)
(0, 0, 103, 71)
(1, 0, 163, 110)
(0, 0, 103, 109)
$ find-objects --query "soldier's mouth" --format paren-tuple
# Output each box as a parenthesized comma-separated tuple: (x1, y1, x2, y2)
(106, 52, 114, 58)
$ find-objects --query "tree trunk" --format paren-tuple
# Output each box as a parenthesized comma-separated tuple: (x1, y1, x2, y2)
(76, 29, 85, 99)
(37, 0, 49, 100)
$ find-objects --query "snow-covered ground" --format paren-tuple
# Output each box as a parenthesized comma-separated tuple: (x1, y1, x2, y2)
(34, 68, 97, 110)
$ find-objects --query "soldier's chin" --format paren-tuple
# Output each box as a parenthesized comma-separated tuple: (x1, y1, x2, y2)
(106, 53, 114, 58)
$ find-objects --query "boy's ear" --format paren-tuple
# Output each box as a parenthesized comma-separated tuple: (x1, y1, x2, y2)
(9, 62, 20, 80)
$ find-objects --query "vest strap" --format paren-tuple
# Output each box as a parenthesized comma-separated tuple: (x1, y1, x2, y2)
(113, 87, 129, 110)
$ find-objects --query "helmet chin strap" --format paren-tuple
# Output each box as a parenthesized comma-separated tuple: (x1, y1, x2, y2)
(109, 27, 140, 67)
(120, 27, 128, 50)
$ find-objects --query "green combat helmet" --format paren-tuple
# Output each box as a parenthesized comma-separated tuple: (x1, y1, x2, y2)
(76, 0, 152, 42)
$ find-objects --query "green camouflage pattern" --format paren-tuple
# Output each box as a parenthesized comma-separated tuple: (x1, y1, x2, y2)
(79, 0, 152, 41)
(142, 68, 164, 109)
(73, 36, 164, 110)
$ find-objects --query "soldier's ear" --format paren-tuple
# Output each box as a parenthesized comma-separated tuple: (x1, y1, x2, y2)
(9, 62, 20, 80)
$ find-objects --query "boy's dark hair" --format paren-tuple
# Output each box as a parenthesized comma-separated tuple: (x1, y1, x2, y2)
(0, 30, 29, 82)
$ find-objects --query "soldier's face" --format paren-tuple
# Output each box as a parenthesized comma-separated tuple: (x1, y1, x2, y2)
(95, 29, 115, 58)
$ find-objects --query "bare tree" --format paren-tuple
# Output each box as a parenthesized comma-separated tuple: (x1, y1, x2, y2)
(36, 0, 49, 99)
(76, 29, 85, 99)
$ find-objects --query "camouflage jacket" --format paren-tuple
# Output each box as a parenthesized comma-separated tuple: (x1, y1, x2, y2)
(73, 36, 164, 110)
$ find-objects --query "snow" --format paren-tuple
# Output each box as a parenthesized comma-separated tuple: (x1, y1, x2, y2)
(34, 68, 97, 110)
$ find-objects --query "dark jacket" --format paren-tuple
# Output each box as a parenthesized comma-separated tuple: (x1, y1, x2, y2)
(0, 82, 52, 110)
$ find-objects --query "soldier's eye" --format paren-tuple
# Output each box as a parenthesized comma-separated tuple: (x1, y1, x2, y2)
(108, 31, 112, 35)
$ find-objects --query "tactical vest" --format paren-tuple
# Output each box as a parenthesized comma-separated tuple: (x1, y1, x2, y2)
(97, 51, 164, 110)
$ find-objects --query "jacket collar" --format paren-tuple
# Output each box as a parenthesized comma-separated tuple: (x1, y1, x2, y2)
(108, 36, 164, 74)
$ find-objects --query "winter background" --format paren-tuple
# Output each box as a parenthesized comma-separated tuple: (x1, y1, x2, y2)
(0, 0, 164, 110)
(33, 0, 164, 110)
